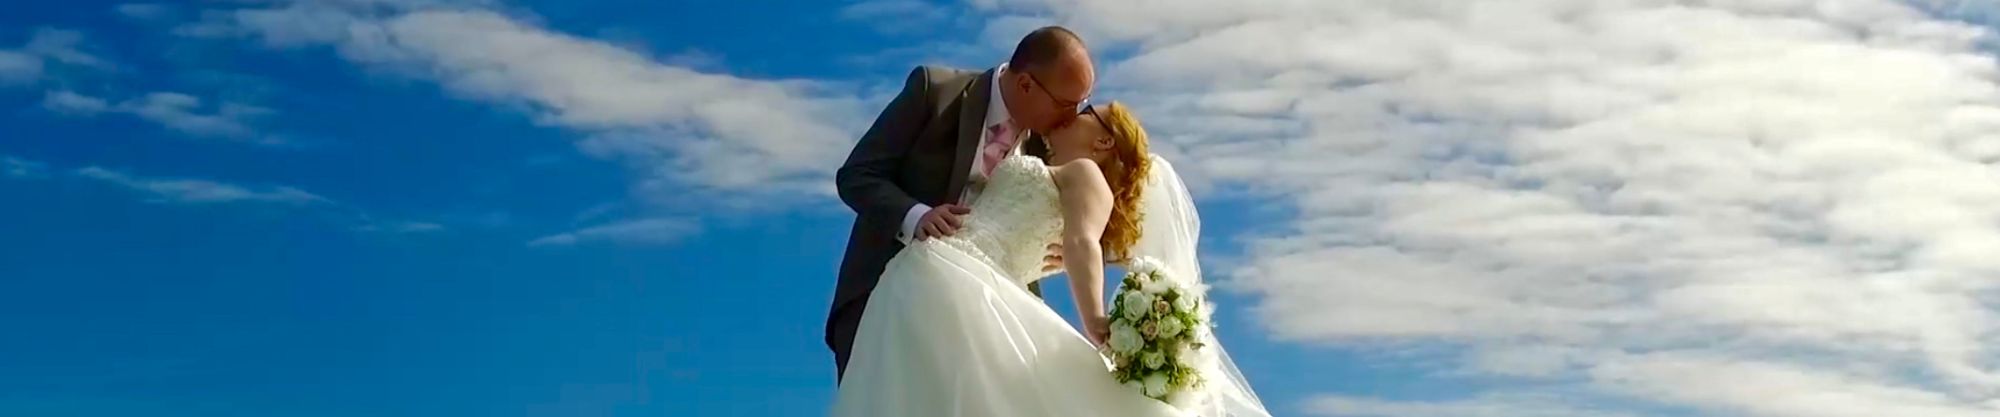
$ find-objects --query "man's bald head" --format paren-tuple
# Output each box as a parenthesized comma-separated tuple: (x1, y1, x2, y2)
(1001, 26, 1094, 134)
(1008, 26, 1086, 73)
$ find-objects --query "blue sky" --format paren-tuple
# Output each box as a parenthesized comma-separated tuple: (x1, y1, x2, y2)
(10, 1, 2000, 417)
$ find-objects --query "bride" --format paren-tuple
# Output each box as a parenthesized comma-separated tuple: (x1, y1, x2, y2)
(831, 102, 1270, 416)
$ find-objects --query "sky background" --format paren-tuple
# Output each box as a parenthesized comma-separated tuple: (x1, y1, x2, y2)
(6, 1, 2000, 416)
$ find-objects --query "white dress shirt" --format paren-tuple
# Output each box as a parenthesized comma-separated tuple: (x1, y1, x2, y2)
(898, 64, 1027, 243)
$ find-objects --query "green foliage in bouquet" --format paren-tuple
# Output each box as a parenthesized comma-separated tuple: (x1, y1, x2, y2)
(1104, 257, 1213, 402)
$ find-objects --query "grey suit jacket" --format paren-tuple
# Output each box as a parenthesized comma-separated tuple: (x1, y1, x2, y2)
(829, 65, 1047, 337)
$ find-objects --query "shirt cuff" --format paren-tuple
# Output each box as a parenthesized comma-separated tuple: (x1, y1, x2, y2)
(898, 203, 931, 244)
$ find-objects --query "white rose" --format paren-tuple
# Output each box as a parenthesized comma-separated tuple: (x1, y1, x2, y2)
(1121, 292, 1154, 321)
(1158, 317, 1185, 339)
(1140, 277, 1169, 295)
(1124, 380, 1145, 394)
(1172, 293, 1199, 313)
(1109, 322, 1144, 354)
(1142, 372, 1171, 398)
(1142, 349, 1166, 369)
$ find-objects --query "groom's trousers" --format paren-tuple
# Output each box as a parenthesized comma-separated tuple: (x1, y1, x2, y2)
(829, 294, 867, 384)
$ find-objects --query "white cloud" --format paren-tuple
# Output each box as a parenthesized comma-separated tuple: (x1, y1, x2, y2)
(987, 0, 2000, 415)
(394, 222, 445, 232)
(1309, 390, 1643, 417)
(75, 166, 329, 206)
(117, 92, 275, 141)
(199, 1, 868, 201)
(527, 218, 698, 247)
(0, 51, 42, 84)
(359, 221, 446, 234)
(11, 157, 429, 233)
(659, 49, 725, 72)
(0, 27, 276, 142)
(0, 27, 115, 87)
(2, 156, 48, 179)
(35, 89, 280, 143)
(20, 28, 111, 70)
(34, 89, 279, 142)
(115, 3, 173, 20)
(42, 90, 110, 115)
(1591, 352, 1999, 417)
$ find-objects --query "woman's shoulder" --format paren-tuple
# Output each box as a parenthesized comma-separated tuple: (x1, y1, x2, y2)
(1050, 158, 1108, 191)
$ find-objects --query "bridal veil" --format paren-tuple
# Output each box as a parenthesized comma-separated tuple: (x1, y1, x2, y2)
(1128, 154, 1271, 417)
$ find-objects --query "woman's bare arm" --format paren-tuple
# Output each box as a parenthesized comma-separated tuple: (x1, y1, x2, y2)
(1052, 159, 1114, 345)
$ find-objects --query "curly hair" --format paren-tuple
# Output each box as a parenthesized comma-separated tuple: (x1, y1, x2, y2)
(1091, 102, 1151, 264)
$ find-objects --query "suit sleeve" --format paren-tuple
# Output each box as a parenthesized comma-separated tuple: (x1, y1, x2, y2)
(836, 67, 934, 228)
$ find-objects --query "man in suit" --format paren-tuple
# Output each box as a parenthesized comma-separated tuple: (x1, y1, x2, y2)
(829, 26, 1095, 382)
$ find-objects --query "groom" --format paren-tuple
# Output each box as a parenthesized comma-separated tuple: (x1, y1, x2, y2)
(828, 26, 1096, 382)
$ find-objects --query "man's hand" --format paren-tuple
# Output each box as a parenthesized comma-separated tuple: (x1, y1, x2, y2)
(1040, 243, 1064, 274)
(1082, 312, 1112, 348)
(915, 204, 971, 240)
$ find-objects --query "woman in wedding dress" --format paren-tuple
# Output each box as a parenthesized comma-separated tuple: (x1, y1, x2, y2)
(831, 102, 1270, 417)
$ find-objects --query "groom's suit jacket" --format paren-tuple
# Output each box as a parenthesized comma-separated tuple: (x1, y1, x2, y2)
(830, 65, 1048, 359)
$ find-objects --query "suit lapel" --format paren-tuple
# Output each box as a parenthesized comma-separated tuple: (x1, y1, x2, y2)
(945, 69, 995, 201)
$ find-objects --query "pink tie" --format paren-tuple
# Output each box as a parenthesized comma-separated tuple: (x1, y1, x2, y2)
(980, 121, 1018, 177)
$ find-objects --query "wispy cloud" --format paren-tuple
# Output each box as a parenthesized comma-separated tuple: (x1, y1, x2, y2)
(1589, 352, 1997, 417)
(117, 92, 273, 140)
(1311, 391, 1643, 417)
(358, 221, 446, 234)
(2, 156, 49, 179)
(75, 166, 329, 206)
(527, 218, 698, 247)
(26, 159, 434, 233)
(21, 28, 111, 70)
(989, 0, 2000, 415)
(0, 27, 279, 144)
(0, 28, 278, 144)
(0, 28, 105, 85)
(115, 3, 174, 21)
(41, 90, 110, 115)
(37, 90, 282, 143)
(0, 51, 40, 85)
(191, 1, 868, 202)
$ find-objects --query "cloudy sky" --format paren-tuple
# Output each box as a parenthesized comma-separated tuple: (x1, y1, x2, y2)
(6, 0, 2000, 416)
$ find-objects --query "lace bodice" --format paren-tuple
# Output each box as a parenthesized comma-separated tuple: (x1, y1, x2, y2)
(934, 155, 1063, 284)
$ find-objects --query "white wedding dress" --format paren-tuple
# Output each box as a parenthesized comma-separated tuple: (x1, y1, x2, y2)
(831, 155, 1269, 417)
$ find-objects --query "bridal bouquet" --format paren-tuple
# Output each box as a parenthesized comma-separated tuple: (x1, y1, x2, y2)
(1105, 256, 1215, 408)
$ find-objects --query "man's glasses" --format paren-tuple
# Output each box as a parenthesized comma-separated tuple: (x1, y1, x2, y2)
(1024, 71, 1088, 113)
